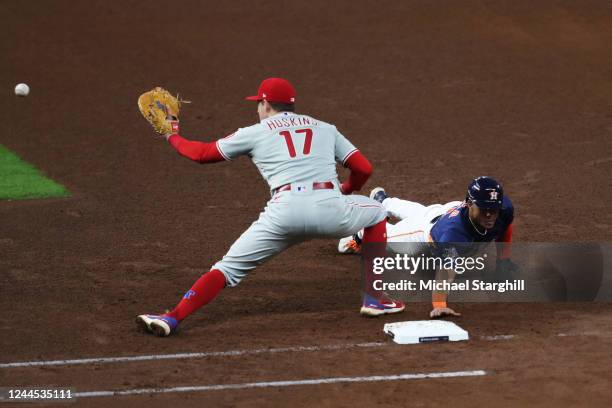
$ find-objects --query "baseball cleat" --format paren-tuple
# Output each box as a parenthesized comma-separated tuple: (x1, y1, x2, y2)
(360, 294, 405, 316)
(370, 187, 388, 204)
(338, 234, 362, 254)
(136, 314, 179, 337)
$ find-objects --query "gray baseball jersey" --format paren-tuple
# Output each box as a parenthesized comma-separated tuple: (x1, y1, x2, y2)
(217, 112, 357, 191)
(213, 111, 386, 287)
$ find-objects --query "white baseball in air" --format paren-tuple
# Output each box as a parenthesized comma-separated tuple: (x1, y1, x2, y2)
(14, 83, 30, 97)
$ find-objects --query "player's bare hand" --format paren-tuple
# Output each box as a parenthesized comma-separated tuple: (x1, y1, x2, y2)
(430, 307, 461, 318)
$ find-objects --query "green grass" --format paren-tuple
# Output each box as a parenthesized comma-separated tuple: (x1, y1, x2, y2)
(0, 145, 70, 200)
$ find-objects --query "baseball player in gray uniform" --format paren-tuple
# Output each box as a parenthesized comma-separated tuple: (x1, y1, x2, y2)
(137, 78, 405, 336)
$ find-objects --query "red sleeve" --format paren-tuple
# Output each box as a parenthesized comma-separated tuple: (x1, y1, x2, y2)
(496, 223, 513, 259)
(340, 150, 372, 194)
(167, 134, 225, 163)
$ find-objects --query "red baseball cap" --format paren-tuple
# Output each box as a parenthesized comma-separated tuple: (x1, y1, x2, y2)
(245, 78, 296, 103)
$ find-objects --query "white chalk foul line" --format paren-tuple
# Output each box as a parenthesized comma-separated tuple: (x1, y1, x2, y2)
(3, 331, 598, 369)
(74, 370, 487, 398)
(0, 342, 387, 369)
(480, 334, 515, 341)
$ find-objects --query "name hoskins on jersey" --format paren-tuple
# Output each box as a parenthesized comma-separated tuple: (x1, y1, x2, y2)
(265, 115, 319, 130)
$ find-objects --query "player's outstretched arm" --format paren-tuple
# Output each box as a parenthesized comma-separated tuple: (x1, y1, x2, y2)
(166, 134, 226, 163)
(430, 268, 461, 318)
(340, 151, 373, 194)
(137, 90, 226, 164)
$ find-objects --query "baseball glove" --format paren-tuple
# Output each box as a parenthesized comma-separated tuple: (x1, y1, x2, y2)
(137, 87, 182, 135)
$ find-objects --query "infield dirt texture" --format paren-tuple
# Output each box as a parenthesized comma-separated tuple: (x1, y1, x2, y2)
(1, 1, 612, 407)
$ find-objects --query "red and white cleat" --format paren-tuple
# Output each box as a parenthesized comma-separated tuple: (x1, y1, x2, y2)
(360, 295, 406, 316)
(136, 314, 179, 337)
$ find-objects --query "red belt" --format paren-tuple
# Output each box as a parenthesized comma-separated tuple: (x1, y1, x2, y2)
(273, 181, 335, 194)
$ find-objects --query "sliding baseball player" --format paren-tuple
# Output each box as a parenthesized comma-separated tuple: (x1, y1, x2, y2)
(338, 176, 515, 318)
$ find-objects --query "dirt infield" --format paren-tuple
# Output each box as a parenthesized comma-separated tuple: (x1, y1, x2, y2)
(1, 1, 612, 406)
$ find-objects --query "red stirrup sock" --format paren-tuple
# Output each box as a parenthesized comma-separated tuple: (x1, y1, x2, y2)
(362, 220, 387, 298)
(363, 219, 387, 244)
(165, 269, 227, 321)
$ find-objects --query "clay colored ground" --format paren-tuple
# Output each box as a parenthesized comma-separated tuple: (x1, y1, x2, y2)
(1, 1, 611, 406)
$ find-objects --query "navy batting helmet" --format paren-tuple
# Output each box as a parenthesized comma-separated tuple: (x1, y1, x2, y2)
(466, 176, 504, 209)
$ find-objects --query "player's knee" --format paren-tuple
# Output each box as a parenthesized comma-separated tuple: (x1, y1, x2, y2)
(221, 270, 242, 287)
(375, 205, 387, 223)
(212, 264, 245, 288)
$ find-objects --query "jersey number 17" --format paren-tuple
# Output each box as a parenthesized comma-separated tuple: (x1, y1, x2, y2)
(279, 129, 313, 158)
